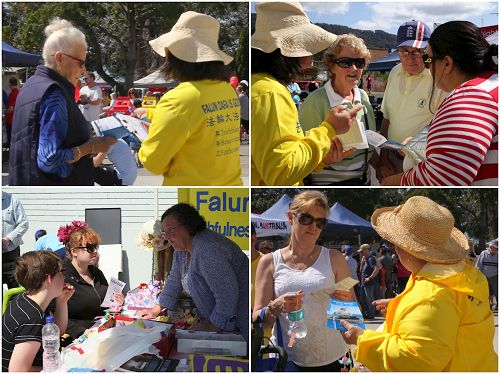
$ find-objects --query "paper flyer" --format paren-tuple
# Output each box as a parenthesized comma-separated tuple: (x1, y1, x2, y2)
(336, 117, 369, 150)
(114, 113, 150, 142)
(101, 276, 126, 307)
(91, 116, 131, 139)
(310, 277, 359, 302)
(326, 299, 365, 332)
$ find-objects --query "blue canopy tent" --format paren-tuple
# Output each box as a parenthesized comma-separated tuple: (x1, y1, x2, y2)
(251, 195, 377, 241)
(2, 42, 42, 67)
(365, 51, 400, 72)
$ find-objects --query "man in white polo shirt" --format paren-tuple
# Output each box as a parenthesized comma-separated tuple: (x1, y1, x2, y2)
(79, 72, 103, 122)
(377, 20, 447, 179)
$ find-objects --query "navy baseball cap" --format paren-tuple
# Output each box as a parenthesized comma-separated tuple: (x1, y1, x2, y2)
(396, 20, 431, 49)
(345, 246, 353, 255)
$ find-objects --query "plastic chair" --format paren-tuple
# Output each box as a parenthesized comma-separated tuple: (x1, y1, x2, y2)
(2, 286, 26, 315)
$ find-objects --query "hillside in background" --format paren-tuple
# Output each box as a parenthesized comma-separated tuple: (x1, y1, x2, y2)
(251, 13, 397, 50)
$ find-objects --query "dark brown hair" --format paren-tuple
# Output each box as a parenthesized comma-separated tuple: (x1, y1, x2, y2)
(161, 203, 206, 236)
(14, 251, 63, 293)
(160, 51, 229, 82)
(251, 48, 303, 85)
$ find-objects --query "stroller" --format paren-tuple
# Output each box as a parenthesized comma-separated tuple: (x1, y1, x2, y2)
(251, 314, 288, 372)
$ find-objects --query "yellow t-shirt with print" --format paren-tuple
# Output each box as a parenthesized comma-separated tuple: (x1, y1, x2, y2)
(139, 80, 242, 186)
(251, 73, 335, 186)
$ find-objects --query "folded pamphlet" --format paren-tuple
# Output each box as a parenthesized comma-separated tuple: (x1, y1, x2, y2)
(336, 117, 369, 150)
(326, 299, 365, 332)
(91, 114, 150, 141)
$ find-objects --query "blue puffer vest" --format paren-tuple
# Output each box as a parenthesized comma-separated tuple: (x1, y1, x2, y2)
(9, 65, 93, 185)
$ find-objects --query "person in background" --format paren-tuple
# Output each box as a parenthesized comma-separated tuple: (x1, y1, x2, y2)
(9, 18, 116, 186)
(287, 79, 302, 109)
(476, 239, 498, 310)
(237, 80, 249, 141)
(2, 251, 74, 372)
(379, 243, 394, 298)
(138, 203, 249, 342)
(33, 229, 66, 259)
(377, 20, 447, 180)
(383, 21, 498, 185)
(343, 245, 361, 306)
(251, 2, 362, 186)
(253, 190, 354, 371)
(358, 243, 378, 319)
(5, 77, 20, 161)
(341, 196, 497, 371)
(258, 240, 274, 255)
(2, 191, 29, 289)
(251, 224, 262, 308)
(79, 72, 102, 122)
(93, 138, 138, 186)
(133, 11, 242, 186)
(56, 220, 124, 338)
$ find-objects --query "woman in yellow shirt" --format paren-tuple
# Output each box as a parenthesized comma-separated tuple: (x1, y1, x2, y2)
(251, 2, 363, 186)
(134, 11, 242, 186)
(341, 196, 497, 371)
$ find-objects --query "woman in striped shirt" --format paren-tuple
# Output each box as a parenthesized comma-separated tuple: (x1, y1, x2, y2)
(382, 21, 498, 186)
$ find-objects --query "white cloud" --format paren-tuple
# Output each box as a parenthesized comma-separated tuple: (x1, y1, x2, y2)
(355, 2, 497, 32)
(302, 2, 350, 16)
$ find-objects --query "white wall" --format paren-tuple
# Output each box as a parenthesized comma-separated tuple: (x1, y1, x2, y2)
(4, 187, 178, 291)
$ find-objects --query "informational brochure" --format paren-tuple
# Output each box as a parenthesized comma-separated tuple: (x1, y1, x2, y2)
(100, 276, 126, 307)
(91, 114, 150, 141)
(326, 299, 365, 332)
(366, 129, 426, 163)
(310, 277, 359, 302)
(114, 113, 150, 142)
(336, 117, 369, 150)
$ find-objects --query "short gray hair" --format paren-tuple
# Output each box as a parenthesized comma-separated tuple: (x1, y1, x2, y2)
(42, 18, 87, 68)
(324, 34, 371, 70)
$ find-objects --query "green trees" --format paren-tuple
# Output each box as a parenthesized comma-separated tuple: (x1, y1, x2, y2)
(2, 2, 249, 94)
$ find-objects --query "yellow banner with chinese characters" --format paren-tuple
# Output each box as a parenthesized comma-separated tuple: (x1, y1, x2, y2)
(178, 189, 249, 251)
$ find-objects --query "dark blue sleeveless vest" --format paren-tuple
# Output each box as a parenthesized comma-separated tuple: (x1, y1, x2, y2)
(9, 65, 94, 185)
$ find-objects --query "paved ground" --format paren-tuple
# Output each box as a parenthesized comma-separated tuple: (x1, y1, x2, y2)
(2, 143, 250, 186)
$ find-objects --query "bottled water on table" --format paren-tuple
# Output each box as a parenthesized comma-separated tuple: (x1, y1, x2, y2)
(42, 316, 61, 372)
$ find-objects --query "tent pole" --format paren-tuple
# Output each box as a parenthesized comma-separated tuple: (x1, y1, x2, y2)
(358, 234, 361, 245)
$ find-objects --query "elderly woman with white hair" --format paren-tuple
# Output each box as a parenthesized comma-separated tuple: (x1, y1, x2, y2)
(340, 196, 497, 371)
(251, 2, 365, 186)
(300, 34, 378, 185)
(9, 18, 116, 185)
(132, 11, 242, 186)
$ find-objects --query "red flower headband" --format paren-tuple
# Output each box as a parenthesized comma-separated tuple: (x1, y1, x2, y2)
(57, 221, 88, 245)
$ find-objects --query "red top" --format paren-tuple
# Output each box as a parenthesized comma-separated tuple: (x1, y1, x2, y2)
(6, 87, 19, 125)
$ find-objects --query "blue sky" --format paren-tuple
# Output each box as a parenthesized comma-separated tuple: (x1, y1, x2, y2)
(251, 1, 498, 35)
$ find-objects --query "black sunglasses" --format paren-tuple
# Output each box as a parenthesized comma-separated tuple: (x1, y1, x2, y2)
(422, 53, 433, 69)
(75, 243, 99, 253)
(334, 57, 366, 69)
(294, 213, 328, 229)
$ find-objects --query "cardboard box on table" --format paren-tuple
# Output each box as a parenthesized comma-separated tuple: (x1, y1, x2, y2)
(176, 330, 247, 357)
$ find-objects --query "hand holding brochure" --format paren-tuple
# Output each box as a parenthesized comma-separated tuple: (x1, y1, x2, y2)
(91, 114, 150, 141)
(336, 116, 369, 150)
(365, 130, 426, 164)
(101, 277, 126, 307)
(326, 299, 365, 332)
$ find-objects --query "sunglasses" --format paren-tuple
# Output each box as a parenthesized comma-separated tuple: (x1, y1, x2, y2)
(334, 57, 366, 69)
(75, 243, 99, 253)
(398, 48, 426, 58)
(294, 213, 328, 229)
(422, 53, 433, 69)
(62, 52, 86, 68)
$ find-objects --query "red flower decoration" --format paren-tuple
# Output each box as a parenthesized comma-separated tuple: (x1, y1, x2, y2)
(57, 220, 88, 245)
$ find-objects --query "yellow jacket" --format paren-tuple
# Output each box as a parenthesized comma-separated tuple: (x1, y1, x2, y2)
(139, 80, 242, 186)
(355, 261, 498, 371)
(251, 73, 335, 186)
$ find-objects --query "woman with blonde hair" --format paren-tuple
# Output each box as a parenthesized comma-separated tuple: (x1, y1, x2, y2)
(300, 34, 378, 185)
(341, 196, 497, 371)
(9, 18, 116, 186)
(253, 190, 354, 371)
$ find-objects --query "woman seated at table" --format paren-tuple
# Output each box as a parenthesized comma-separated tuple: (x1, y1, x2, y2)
(138, 203, 249, 342)
(55, 220, 124, 338)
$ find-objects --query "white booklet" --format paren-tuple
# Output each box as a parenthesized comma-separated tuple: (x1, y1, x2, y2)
(91, 114, 150, 141)
(100, 276, 126, 307)
(336, 116, 369, 150)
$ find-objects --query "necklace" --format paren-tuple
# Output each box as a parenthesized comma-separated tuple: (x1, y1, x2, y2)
(289, 246, 317, 270)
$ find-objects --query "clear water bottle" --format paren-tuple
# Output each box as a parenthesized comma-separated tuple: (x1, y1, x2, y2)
(42, 316, 61, 372)
(287, 307, 307, 339)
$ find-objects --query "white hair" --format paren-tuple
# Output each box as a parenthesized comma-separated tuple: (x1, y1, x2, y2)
(42, 18, 87, 67)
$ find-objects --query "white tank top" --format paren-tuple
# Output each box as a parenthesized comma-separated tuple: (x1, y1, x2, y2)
(272, 246, 346, 367)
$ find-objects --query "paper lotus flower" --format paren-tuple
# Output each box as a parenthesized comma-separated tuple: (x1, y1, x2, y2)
(136, 219, 169, 251)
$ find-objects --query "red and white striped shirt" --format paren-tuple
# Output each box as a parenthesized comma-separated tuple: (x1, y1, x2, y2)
(402, 71, 498, 186)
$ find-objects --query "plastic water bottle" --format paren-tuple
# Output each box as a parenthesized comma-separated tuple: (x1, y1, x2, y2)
(42, 316, 61, 372)
(287, 307, 307, 339)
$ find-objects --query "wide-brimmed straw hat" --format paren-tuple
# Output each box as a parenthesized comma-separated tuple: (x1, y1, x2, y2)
(371, 196, 469, 264)
(251, 2, 337, 57)
(149, 11, 233, 65)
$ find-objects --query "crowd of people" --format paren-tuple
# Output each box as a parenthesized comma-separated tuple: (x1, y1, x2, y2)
(251, 190, 498, 371)
(251, 2, 498, 186)
(2, 201, 249, 371)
